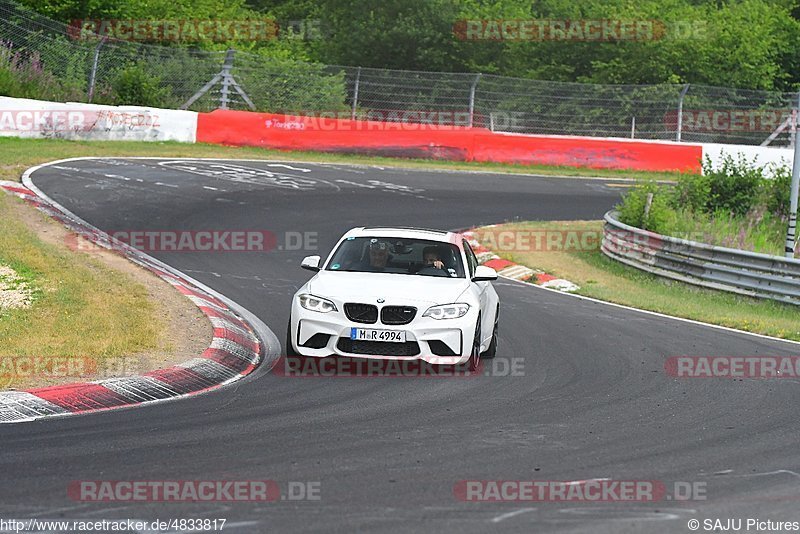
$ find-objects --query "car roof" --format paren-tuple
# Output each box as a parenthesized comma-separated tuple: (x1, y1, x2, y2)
(344, 226, 462, 244)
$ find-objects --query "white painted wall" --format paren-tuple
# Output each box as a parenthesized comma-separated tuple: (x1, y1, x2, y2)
(701, 142, 792, 175)
(0, 97, 197, 143)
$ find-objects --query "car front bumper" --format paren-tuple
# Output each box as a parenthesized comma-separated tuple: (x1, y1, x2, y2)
(289, 299, 477, 365)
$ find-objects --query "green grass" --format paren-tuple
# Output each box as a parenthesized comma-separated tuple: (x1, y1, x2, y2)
(475, 220, 800, 341)
(0, 192, 162, 389)
(0, 137, 687, 183)
(654, 208, 787, 256)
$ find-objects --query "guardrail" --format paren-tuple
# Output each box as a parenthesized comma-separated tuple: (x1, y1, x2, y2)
(601, 210, 800, 306)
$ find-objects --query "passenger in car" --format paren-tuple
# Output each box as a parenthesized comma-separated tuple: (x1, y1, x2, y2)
(365, 239, 391, 271)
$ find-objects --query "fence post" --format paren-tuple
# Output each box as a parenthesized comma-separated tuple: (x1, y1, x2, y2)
(351, 67, 361, 120)
(630, 116, 636, 138)
(676, 83, 690, 142)
(785, 91, 800, 258)
(468, 73, 481, 128)
(87, 37, 106, 103)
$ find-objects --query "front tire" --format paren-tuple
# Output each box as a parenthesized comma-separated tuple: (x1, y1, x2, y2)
(468, 314, 481, 372)
(285, 320, 299, 357)
(480, 306, 499, 360)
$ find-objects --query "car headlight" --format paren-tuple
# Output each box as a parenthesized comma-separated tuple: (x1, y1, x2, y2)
(298, 294, 337, 313)
(422, 303, 470, 320)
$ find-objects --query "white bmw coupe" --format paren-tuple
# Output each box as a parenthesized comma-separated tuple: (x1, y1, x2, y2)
(287, 227, 500, 370)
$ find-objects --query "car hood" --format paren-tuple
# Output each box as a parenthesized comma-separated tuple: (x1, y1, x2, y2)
(307, 271, 470, 306)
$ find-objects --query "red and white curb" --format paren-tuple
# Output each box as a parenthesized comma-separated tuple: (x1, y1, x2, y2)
(462, 230, 580, 292)
(0, 173, 279, 424)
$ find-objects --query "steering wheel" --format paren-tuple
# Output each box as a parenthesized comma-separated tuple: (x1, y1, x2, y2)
(416, 266, 449, 277)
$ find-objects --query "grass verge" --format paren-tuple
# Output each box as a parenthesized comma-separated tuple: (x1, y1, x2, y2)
(475, 220, 800, 341)
(0, 191, 163, 389)
(0, 137, 684, 183)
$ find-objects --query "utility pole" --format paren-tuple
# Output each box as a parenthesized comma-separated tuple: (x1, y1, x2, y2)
(785, 92, 800, 258)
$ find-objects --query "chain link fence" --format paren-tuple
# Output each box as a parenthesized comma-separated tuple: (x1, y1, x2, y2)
(1, 0, 798, 146)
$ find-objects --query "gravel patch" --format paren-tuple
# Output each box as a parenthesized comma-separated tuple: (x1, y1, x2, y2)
(0, 264, 33, 310)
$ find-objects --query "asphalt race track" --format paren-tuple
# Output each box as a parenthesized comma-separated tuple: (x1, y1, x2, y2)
(2, 158, 799, 533)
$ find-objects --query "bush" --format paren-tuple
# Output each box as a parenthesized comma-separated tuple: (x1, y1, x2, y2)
(762, 163, 792, 219)
(110, 63, 172, 107)
(617, 154, 794, 255)
(673, 170, 711, 213)
(0, 42, 84, 101)
(699, 153, 764, 216)
(617, 180, 674, 232)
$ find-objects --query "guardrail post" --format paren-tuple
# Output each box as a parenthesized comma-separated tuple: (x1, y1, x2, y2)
(468, 73, 481, 128)
(351, 67, 361, 121)
(676, 84, 690, 142)
(786, 92, 800, 257)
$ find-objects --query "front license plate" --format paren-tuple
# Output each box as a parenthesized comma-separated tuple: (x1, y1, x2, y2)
(350, 328, 406, 343)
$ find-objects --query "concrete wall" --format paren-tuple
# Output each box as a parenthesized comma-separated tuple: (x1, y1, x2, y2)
(0, 97, 197, 143)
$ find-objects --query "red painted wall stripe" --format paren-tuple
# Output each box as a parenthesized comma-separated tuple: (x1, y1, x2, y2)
(196, 110, 703, 173)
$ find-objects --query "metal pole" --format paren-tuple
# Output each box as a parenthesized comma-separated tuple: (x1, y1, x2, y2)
(676, 83, 690, 142)
(785, 92, 800, 258)
(87, 37, 106, 103)
(219, 49, 235, 110)
(630, 116, 635, 139)
(468, 73, 481, 128)
(351, 67, 361, 121)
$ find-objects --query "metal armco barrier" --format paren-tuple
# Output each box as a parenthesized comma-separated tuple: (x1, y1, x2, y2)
(602, 211, 800, 305)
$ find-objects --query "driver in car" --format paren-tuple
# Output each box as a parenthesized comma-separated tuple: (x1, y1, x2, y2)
(422, 246, 445, 270)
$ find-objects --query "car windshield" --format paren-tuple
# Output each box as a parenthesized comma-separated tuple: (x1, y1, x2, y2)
(325, 237, 465, 278)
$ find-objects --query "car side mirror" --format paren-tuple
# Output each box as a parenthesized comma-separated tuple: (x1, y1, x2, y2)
(472, 265, 498, 282)
(301, 255, 321, 272)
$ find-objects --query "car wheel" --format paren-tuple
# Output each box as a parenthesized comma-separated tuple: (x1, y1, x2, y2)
(285, 320, 299, 357)
(468, 314, 481, 372)
(480, 306, 499, 360)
